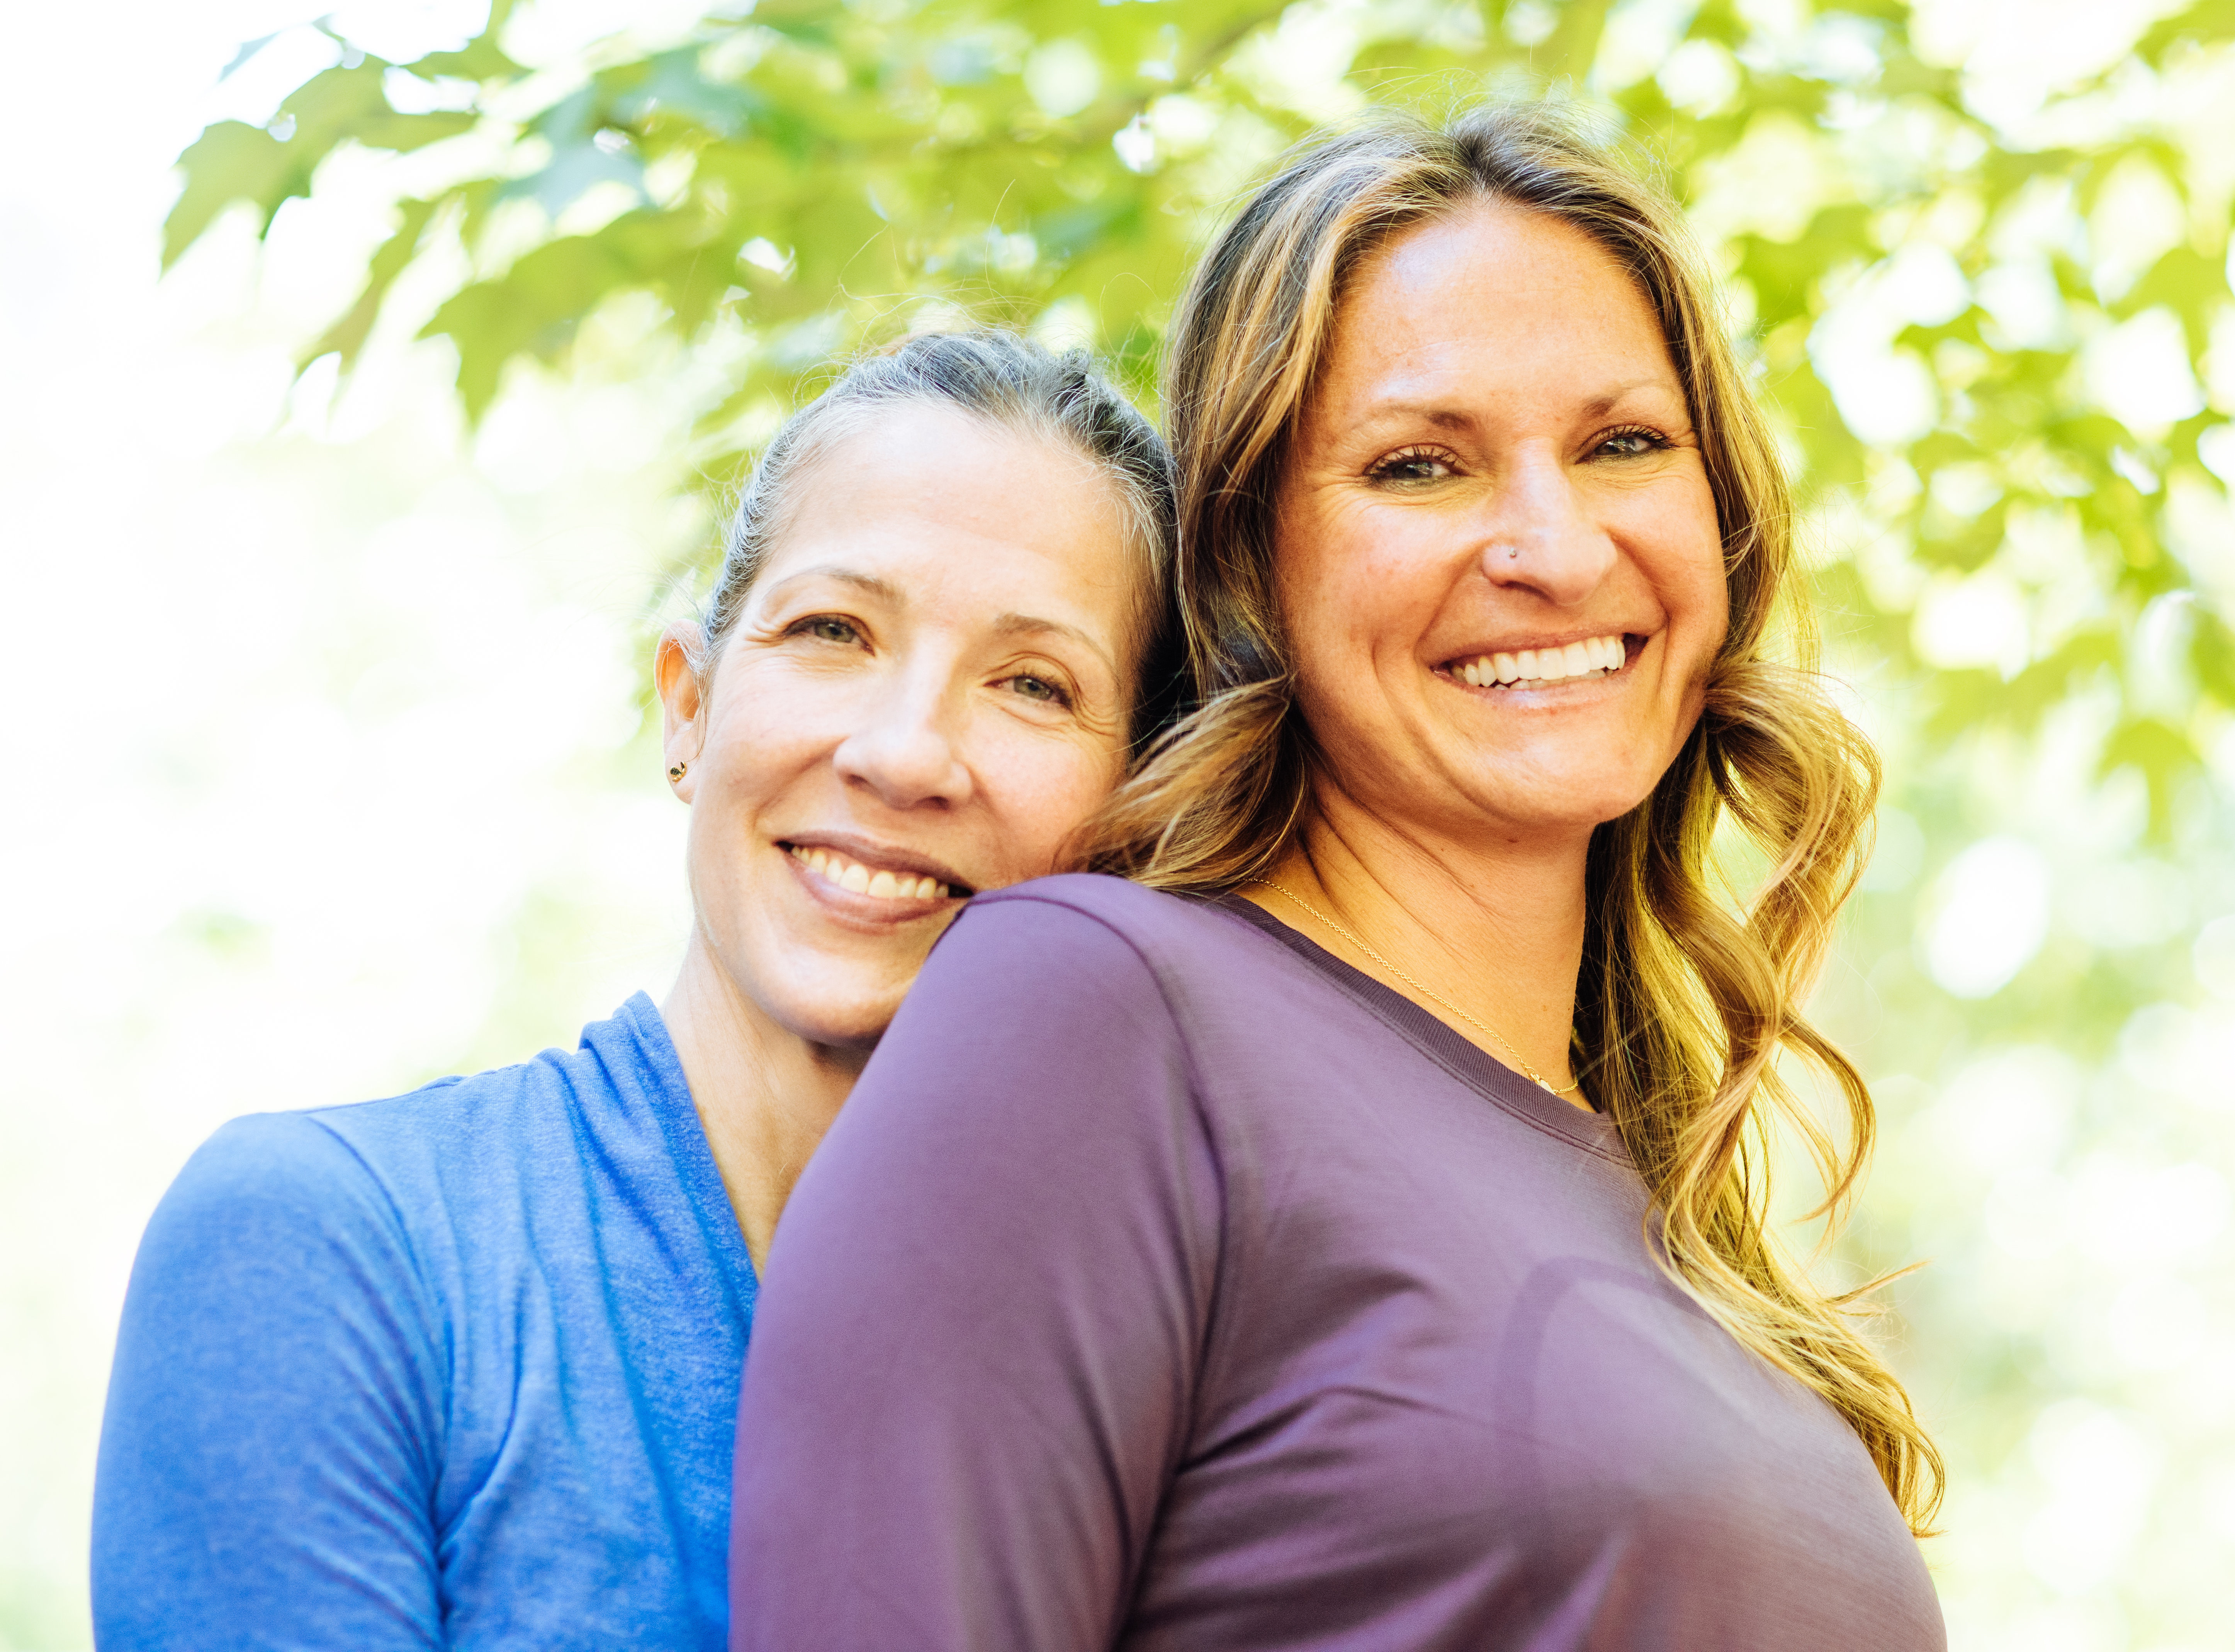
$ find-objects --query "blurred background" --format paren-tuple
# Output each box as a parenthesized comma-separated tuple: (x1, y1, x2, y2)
(2, 0, 2230, 1645)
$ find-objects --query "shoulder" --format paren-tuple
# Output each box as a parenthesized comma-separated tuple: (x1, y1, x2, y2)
(968, 870, 1223, 931)
(955, 873, 1279, 982)
(947, 874, 1321, 1025)
(151, 1023, 624, 1265)
(307, 1053, 560, 1161)
(160, 1109, 394, 1233)
(148, 1076, 534, 1264)
(290, 1004, 671, 1203)
(864, 877, 1261, 1087)
(133, 1052, 602, 1357)
(127, 1111, 436, 1351)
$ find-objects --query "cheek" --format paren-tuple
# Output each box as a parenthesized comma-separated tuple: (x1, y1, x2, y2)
(972, 727, 1126, 880)
(1275, 505, 1433, 674)
(1271, 491, 1348, 641)
(1699, 565, 1731, 656)
(1619, 482, 1727, 650)
(1277, 535, 1452, 782)
(698, 667, 848, 815)
(1674, 538, 1730, 659)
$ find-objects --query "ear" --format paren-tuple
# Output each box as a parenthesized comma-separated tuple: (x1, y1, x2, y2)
(655, 623, 709, 801)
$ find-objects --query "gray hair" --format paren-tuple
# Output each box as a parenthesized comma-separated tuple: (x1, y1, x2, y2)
(697, 331, 1182, 744)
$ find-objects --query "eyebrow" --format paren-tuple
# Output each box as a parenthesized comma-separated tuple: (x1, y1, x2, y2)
(766, 566, 1119, 680)
(1355, 375, 1679, 429)
(763, 565, 905, 603)
(993, 611, 1118, 679)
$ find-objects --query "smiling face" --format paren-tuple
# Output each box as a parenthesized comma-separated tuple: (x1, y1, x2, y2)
(660, 403, 1139, 1049)
(1273, 200, 1729, 848)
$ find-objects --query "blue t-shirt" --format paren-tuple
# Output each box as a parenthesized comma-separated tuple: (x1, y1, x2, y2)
(92, 994, 756, 1648)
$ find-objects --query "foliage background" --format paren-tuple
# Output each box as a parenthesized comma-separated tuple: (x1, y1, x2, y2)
(4, 0, 2233, 1645)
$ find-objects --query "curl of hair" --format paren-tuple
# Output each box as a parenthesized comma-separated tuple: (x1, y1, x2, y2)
(696, 330, 1184, 745)
(1076, 104, 1942, 1532)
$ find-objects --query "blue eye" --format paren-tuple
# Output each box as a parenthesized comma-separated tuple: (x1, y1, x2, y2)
(1004, 673, 1070, 707)
(1596, 428, 1667, 458)
(1369, 448, 1456, 484)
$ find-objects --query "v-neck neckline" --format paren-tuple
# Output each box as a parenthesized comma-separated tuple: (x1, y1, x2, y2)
(1209, 895, 1632, 1167)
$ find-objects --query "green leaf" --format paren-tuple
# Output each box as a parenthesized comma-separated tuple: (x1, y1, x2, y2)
(2121, 246, 2228, 353)
(2135, 0, 2235, 64)
(166, 61, 475, 269)
(2096, 714, 2197, 839)
(309, 195, 444, 370)
(403, 0, 526, 83)
(163, 121, 299, 265)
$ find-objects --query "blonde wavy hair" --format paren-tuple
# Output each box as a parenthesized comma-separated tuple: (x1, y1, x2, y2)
(1078, 103, 1942, 1533)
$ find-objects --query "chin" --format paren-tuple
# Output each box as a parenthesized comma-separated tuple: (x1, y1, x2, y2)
(1469, 761, 1664, 834)
(766, 979, 910, 1051)
(1504, 802, 1642, 838)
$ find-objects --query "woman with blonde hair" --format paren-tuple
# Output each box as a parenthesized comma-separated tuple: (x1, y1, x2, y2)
(728, 106, 1944, 1649)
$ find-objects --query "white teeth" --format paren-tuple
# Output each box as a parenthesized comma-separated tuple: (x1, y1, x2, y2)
(790, 844, 949, 902)
(1452, 634, 1628, 689)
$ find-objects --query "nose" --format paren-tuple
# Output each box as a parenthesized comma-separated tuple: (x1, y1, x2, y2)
(1479, 449, 1618, 607)
(830, 672, 975, 812)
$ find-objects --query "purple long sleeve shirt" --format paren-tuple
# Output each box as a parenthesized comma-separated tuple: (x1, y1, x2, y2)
(729, 875, 1944, 1651)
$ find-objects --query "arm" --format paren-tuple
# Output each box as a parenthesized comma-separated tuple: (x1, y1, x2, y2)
(728, 891, 1219, 1652)
(93, 1114, 446, 1650)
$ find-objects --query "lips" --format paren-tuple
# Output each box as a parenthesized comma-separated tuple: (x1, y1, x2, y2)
(783, 841, 970, 903)
(1445, 633, 1634, 689)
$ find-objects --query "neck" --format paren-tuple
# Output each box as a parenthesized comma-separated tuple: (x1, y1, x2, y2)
(1246, 780, 1595, 1111)
(660, 932, 869, 1274)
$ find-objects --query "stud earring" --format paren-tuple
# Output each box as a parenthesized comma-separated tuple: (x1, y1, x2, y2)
(667, 762, 688, 782)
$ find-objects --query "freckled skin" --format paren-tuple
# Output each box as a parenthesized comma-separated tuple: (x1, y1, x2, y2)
(1248, 202, 1731, 1097)
(1274, 201, 1729, 847)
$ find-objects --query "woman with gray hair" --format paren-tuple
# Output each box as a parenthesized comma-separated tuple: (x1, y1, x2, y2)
(92, 332, 1180, 1649)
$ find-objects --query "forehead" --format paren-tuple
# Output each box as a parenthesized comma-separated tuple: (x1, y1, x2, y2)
(756, 402, 1137, 621)
(1315, 202, 1680, 412)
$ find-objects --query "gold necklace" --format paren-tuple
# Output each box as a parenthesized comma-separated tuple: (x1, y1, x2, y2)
(1247, 877, 1584, 1098)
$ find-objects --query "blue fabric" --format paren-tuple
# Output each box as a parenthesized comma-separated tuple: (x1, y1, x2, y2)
(92, 994, 756, 1650)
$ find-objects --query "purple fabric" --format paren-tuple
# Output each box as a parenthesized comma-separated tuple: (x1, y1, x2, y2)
(729, 875, 1944, 1651)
